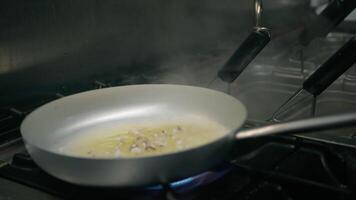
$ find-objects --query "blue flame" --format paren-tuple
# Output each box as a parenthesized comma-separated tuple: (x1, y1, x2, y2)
(171, 177, 194, 187)
(146, 165, 232, 191)
(147, 177, 195, 190)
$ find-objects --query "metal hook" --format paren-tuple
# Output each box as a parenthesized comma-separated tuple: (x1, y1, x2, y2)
(254, 0, 263, 27)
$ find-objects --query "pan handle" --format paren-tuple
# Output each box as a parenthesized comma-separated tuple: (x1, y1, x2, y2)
(236, 112, 356, 140)
(299, 0, 356, 46)
(217, 27, 271, 83)
(303, 36, 356, 96)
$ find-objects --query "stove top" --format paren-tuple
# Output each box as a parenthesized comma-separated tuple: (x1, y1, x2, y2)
(0, 135, 355, 200)
(1, 79, 356, 200)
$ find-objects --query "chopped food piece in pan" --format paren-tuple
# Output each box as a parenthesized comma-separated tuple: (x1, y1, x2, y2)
(64, 120, 227, 158)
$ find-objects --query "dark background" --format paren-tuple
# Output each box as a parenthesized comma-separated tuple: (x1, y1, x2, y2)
(0, 0, 313, 107)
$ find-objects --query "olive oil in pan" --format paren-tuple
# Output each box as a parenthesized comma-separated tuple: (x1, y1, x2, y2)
(64, 120, 227, 158)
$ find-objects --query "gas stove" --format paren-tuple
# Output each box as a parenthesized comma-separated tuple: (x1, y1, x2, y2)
(1, 105, 356, 200)
(1, 138, 356, 200)
(1, 30, 356, 199)
(1, 31, 356, 199)
(1, 1, 356, 199)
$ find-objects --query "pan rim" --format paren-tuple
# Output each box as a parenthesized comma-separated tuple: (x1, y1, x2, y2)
(20, 84, 247, 161)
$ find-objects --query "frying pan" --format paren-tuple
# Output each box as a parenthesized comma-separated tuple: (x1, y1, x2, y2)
(20, 84, 356, 187)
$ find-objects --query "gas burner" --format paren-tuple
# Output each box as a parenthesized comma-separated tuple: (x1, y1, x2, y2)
(0, 153, 233, 199)
(1, 137, 356, 199)
(147, 164, 231, 193)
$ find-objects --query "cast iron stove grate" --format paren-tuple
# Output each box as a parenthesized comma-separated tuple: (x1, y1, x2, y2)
(1, 137, 355, 200)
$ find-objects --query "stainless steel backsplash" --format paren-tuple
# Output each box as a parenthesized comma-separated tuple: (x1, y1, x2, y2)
(0, 0, 313, 107)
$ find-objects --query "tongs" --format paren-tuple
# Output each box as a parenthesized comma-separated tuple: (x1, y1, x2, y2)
(271, 36, 356, 122)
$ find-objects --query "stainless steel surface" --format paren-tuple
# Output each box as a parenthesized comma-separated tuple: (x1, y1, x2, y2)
(229, 33, 356, 125)
(0, 0, 251, 106)
(229, 34, 356, 146)
(270, 36, 356, 121)
(20, 84, 247, 186)
(270, 88, 314, 121)
(0, 0, 314, 107)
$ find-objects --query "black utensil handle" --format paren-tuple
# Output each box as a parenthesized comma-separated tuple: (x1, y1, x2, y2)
(303, 36, 356, 96)
(299, 0, 356, 46)
(218, 27, 271, 83)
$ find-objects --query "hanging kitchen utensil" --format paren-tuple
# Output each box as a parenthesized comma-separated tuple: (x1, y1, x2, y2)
(271, 36, 356, 121)
(217, 0, 271, 83)
(207, 0, 270, 93)
(277, 0, 356, 74)
(299, 0, 356, 46)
